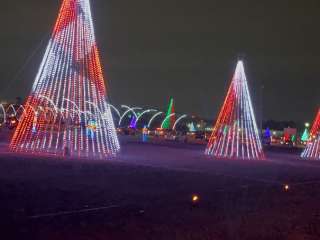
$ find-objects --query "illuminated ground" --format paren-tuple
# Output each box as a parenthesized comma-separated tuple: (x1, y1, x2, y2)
(1, 136, 320, 239)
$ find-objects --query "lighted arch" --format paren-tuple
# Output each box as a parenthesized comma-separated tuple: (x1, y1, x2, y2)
(148, 111, 163, 128)
(85, 100, 103, 117)
(173, 114, 187, 130)
(135, 109, 157, 126)
(38, 95, 58, 113)
(161, 113, 176, 129)
(16, 105, 26, 121)
(63, 98, 81, 113)
(0, 104, 6, 124)
(6, 104, 17, 117)
(119, 106, 142, 127)
(108, 104, 121, 119)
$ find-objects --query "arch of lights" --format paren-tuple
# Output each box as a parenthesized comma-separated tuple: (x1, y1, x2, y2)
(3, 103, 189, 132)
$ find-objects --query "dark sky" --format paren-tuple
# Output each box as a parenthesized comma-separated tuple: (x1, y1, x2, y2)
(1, 0, 320, 122)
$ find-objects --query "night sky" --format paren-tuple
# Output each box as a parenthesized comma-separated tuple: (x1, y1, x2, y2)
(1, 0, 320, 122)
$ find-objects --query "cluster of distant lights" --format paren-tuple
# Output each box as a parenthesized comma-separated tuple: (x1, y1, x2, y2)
(205, 61, 264, 160)
(10, 0, 120, 158)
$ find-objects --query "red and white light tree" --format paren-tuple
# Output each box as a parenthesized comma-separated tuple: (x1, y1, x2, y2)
(10, 0, 120, 158)
(205, 60, 264, 160)
(301, 108, 320, 159)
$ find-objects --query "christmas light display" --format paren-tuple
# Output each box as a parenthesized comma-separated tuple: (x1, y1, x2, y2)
(161, 113, 176, 129)
(205, 60, 264, 160)
(301, 128, 309, 142)
(172, 114, 187, 130)
(283, 132, 291, 143)
(162, 98, 175, 129)
(309, 109, 320, 138)
(301, 108, 320, 159)
(264, 128, 271, 139)
(263, 127, 271, 144)
(148, 111, 163, 128)
(10, 0, 120, 158)
(142, 126, 148, 142)
(129, 115, 137, 129)
(134, 109, 157, 128)
(187, 122, 196, 132)
(118, 106, 141, 127)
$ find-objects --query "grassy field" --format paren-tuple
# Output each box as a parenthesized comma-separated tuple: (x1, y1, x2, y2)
(1, 141, 320, 240)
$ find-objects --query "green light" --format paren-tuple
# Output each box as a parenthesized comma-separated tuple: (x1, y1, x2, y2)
(163, 98, 174, 129)
(301, 128, 309, 142)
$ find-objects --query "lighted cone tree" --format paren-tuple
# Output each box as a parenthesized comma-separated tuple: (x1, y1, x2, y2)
(205, 60, 264, 160)
(10, 0, 120, 158)
(301, 108, 320, 159)
(301, 128, 309, 142)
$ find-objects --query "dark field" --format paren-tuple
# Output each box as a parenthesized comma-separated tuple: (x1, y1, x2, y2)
(1, 138, 320, 240)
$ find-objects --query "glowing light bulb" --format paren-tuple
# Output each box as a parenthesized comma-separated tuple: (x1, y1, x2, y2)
(192, 194, 199, 203)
